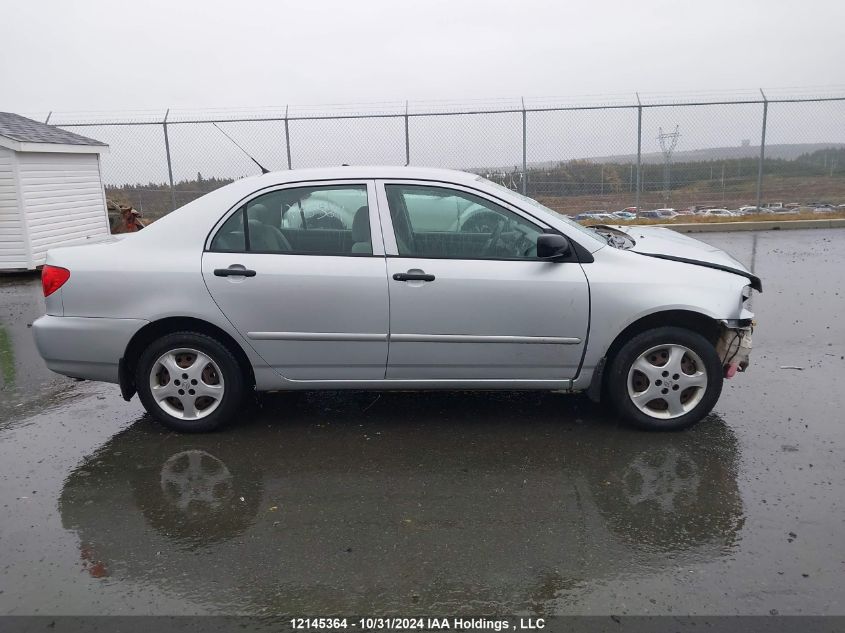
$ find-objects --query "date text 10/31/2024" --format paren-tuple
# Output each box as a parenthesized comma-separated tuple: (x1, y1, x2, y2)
(290, 618, 546, 630)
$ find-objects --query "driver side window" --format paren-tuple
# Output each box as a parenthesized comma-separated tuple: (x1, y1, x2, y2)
(384, 184, 543, 260)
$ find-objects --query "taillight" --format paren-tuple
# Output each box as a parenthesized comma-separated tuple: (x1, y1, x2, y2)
(42, 265, 70, 297)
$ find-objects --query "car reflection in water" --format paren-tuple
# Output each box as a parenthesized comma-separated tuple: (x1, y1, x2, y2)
(59, 391, 744, 613)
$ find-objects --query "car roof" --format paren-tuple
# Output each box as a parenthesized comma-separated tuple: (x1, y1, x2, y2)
(248, 165, 483, 187)
(116, 166, 497, 249)
(122, 165, 609, 253)
(124, 166, 482, 241)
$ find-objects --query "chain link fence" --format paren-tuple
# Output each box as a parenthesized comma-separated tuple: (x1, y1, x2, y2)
(40, 89, 845, 220)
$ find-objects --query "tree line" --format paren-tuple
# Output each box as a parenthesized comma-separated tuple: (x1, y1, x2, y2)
(107, 148, 845, 218)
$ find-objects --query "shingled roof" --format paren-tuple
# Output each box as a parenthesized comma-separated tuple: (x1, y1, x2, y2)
(0, 112, 106, 147)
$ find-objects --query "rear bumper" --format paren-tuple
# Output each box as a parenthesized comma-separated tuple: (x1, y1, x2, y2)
(32, 315, 148, 383)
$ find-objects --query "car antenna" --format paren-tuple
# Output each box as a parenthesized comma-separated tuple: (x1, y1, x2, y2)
(211, 122, 270, 174)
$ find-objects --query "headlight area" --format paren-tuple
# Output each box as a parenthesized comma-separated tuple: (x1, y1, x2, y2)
(717, 318, 754, 378)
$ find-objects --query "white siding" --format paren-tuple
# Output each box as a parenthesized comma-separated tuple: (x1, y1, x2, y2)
(17, 152, 110, 267)
(0, 147, 28, 269)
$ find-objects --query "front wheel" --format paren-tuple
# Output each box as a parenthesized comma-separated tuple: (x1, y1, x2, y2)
(606, 326, 723, 431)
(136, 331, 246, 433)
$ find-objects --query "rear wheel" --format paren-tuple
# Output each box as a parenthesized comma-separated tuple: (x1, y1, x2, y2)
(606, 326, 723, 431)
(136, 332, 245, 433)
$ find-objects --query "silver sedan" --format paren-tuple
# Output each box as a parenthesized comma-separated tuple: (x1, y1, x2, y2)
(32, 167, 758, 432)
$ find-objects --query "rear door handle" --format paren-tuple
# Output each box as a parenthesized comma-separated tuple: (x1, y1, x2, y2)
(393, 272, 435, 282)
(214, 267, 257, 277)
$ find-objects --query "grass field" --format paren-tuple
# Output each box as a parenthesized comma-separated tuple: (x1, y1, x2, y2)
(534, 174, 845, 217)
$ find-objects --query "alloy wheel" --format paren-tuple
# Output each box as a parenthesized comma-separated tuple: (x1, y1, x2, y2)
(626, 344, 708, 419)
(148, 348, 225, 420)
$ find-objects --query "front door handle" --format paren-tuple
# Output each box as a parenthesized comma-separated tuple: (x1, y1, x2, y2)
(393, 272, 435, 282)
(214, 267, 257, 277)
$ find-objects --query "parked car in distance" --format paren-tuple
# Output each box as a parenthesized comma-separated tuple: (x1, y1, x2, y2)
(639, 210, 664, 219)
(612, 211, 638, 220)
(574, 211, 617, 222)
(577, 210, 612, 221)
(650, 208, 679, 220)
(32, 167, 759, 433)
(702, 208, 736, 217)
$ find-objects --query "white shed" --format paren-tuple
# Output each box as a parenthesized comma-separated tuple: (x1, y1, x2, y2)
(0, 112, 111, 271)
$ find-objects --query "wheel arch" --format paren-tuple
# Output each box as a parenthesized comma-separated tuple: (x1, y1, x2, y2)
(586, 309, 722, 403)
(119, 316, 256, 401)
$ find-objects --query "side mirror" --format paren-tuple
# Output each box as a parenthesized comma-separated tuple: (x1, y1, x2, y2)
(536, 234, 571, 261)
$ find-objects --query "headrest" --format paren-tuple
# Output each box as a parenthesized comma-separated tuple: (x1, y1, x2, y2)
(352, 205, 370, 242)
(250, 203, 275, 226)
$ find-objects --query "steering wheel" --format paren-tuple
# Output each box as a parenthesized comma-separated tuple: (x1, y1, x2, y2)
(482, 218, 506, 255)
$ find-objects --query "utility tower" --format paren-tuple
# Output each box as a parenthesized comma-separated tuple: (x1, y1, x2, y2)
(658, 125, 680, 205)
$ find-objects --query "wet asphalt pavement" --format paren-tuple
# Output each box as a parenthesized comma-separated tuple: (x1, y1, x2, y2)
(0, 228, 843, 617)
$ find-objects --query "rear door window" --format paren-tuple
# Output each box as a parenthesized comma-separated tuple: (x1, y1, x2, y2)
(210, 184, 373, 256)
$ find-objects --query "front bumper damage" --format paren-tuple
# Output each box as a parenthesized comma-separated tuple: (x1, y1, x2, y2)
(716, 320, 754, 378)
(584, 319, 755, 403)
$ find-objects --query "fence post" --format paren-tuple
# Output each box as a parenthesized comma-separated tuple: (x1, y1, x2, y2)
(521, 97, 527, 195)
(404, 101, 410, 166)
(163, 108, 176, 212)
(635, 93, 642, 216)
(44, 111, 52, 124)
(284, 105, 292, 170)
(755, 89, 768, 210)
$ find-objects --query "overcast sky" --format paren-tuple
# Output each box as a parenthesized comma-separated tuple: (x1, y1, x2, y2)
(2, 0, 843, 114)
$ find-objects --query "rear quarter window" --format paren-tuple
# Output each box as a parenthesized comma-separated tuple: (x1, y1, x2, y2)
(210, 208, 245, 251)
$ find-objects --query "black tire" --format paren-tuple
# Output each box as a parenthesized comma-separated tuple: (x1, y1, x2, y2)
(135, 331, 246, 433)
(606, 326, 723, 431)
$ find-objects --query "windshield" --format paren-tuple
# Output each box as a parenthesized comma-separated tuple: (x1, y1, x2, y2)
(476, 177, 605, 246)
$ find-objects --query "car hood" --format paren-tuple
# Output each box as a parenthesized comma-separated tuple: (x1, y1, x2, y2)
(618, 225, 744, 267)
(610, 225, 762, 291)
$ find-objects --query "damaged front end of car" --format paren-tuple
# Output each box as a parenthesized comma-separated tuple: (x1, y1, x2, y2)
(716, 279, 757, 378)
(716, 319, 754, 378)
